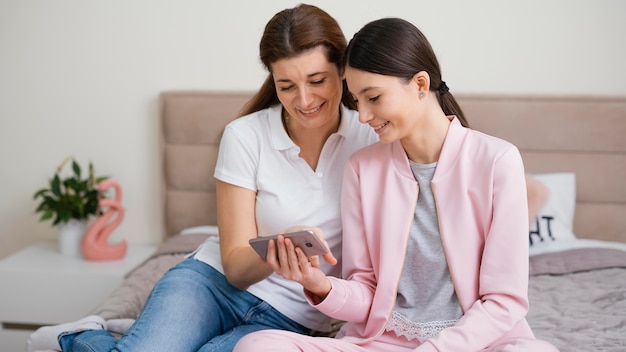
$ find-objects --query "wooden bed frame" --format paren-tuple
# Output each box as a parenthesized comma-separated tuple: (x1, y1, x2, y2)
(160, 91, 626, 243)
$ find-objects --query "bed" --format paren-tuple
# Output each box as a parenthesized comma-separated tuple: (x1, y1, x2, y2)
(86, 91, 626, 351)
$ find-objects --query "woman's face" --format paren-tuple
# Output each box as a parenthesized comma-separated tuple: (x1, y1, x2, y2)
(345, 66, 421, 143)
(271, 46, 343, 131)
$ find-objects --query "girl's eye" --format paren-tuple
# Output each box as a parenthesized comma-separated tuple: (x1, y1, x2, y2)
(368, 95, 380, 103)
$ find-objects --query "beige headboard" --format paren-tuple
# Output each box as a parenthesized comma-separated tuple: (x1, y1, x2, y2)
(160, 91, 626, 243)
(460, 95, 626, 243)
(160, 91, 253, 238)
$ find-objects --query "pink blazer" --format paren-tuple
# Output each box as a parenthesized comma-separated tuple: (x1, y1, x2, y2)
(310, 117, 536, 351)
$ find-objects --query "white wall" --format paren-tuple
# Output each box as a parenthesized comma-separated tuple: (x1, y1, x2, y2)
(1, 0, 625, 259)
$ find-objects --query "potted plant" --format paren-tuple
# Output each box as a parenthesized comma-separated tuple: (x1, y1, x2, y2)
(33, 156, 108, 256)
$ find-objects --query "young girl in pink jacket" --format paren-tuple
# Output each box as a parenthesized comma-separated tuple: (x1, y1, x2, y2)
(234, 17, 558, 352)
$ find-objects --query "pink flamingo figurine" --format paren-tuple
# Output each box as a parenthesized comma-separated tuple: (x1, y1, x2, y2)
(81, 179, 127, 261)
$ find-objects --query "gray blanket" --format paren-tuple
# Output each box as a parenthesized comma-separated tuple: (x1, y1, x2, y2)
(527, 248, 626, 351)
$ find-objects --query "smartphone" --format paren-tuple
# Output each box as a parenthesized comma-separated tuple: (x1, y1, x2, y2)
(249, 229, 329, 261)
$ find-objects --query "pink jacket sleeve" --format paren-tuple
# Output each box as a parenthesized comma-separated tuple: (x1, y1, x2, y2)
(309, 158, 377, 324)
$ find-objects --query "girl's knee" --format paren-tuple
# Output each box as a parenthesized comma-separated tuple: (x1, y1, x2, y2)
(486, 337, 559, 352)
(233, 330, 291, 352)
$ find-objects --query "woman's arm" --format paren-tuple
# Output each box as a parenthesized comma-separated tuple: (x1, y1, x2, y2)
(217, 180, 274, 289)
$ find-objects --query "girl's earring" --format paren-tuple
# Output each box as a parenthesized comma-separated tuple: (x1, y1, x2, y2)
(419, 92, 425, 98)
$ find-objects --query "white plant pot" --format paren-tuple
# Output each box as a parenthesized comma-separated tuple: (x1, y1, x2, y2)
(58, 219, 88, 257)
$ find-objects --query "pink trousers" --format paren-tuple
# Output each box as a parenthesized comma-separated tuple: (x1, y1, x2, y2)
(233, 329, 559, 352)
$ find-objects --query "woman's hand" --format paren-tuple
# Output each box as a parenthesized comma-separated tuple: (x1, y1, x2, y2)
(266, 226, 335, 300)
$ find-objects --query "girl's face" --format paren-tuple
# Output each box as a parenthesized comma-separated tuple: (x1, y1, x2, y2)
(271, 46, 343, 131)
(345, 66, 422, 143)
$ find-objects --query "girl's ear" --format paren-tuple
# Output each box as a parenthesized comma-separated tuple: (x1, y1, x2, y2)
(413, 71, 430, 96)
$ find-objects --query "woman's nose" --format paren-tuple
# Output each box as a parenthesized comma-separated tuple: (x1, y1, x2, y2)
(297, 87, 313, 107)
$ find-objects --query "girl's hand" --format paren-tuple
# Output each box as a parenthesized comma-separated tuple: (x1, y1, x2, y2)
(266, 226, 334, 299)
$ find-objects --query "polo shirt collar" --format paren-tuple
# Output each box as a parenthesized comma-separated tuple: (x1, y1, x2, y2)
(269, 104, 293, 151)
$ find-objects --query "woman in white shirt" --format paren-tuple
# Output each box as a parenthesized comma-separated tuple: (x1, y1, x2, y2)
(27, 4, 376, 352)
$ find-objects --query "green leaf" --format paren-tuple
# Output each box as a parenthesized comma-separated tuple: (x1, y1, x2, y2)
(89, 162, 96, 185)
(43, 195, 56, 204)
(51, 175, 61, 196)
(65, 178, 79, 192)
(60, 210, 71, 223)
(33, 189, 48, 199)
(52, 215, 61, 226)
(72, 160, 81, 178)
(35, 201, 48, 212)
(74, 197, 84, 216)
(40, 210, 54, 221)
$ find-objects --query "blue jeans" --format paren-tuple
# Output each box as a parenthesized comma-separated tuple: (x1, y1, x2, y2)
(59, 258, 310, 352)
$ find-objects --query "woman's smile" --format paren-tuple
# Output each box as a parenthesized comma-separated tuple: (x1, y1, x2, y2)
(298, 102, 324, 119)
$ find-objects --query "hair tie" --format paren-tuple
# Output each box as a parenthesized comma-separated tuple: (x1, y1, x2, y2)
(438, 81, 449, 95)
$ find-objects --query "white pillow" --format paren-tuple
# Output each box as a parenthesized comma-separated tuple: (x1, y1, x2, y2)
(529, 238, 626, 256)
(179, 225, 219, 237)
(528, 172, 577, 256)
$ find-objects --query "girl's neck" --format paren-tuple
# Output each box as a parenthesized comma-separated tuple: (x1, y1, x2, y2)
(402, 112, 450, 164)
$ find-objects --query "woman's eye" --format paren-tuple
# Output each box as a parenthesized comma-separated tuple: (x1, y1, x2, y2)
(279, 86, 294, 92)
(311, 78, 326, 85)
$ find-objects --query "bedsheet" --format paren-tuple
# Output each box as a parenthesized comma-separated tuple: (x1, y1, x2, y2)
(527, 248, 626, 351)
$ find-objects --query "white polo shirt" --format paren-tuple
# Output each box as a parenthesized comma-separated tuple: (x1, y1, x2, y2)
(192, 103, 377, 332)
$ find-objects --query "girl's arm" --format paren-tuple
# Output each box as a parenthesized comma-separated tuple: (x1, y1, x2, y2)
(265, 228, 336, 303)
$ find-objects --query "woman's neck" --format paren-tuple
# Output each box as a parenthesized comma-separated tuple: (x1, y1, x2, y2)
(283, 110, 341, 170)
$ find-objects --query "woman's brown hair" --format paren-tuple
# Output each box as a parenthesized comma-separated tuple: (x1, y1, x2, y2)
(240, 4, 355, 116)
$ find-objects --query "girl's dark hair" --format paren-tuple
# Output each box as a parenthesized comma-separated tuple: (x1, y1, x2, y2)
(240, 4, 355, 116)
(343, 18, 468, 127)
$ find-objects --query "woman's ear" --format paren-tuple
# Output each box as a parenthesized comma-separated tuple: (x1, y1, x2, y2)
(338, 66, 346, 80)
(412, 71, 430, 96)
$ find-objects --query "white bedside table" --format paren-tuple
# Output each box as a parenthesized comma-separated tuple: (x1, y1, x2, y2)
(0, 240, 157, 352)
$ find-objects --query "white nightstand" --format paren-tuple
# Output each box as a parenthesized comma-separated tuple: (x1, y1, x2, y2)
(0, 240, 157, 352)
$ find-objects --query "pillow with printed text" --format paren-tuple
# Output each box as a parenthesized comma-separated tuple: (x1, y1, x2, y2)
(527, 172, 577, 256)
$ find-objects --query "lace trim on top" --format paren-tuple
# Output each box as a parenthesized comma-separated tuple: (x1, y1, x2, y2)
(385, 311, 458, 343)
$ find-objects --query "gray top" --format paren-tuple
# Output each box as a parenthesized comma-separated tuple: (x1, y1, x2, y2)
(386, 161, 463, 342)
